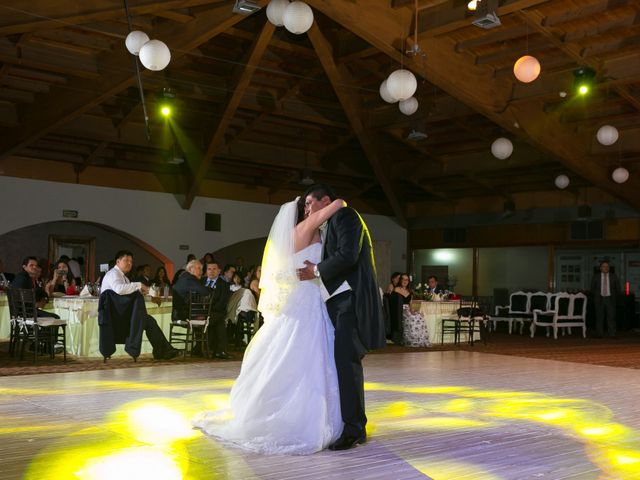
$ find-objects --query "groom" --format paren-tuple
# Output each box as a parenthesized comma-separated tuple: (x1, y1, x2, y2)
(298, 184, 386, 450)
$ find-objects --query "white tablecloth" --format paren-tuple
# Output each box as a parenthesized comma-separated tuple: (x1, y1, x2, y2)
(409, 300, 460, 344)
(0, 293, 173, 357)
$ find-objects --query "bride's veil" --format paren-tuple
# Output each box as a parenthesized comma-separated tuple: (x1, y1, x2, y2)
(257, 197, 299, 320)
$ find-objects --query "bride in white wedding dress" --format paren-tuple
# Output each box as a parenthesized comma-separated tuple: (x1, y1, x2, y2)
(193, 197, 346, 455)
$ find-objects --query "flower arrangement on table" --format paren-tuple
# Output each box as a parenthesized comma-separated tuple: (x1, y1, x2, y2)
(412, 283, 452, 301)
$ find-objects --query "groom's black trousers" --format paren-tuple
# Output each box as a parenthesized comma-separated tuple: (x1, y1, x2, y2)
(326, 291, 367, 437)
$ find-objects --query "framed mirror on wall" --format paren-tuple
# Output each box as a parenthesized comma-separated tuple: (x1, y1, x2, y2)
(48, 235, 96, 282)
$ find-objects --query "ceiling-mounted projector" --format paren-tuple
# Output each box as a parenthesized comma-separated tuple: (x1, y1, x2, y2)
(472, 0, 501, 29)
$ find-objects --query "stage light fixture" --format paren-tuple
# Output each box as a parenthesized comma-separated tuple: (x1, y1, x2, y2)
(160, 105, 172, 117)
(573, 67, 595, 96)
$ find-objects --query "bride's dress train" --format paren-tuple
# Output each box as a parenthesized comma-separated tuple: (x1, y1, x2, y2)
(193, 243, 343, 454)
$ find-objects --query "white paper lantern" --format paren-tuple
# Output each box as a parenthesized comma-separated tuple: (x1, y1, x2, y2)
(386, 69, 417, 102)
(379, 80, 398, 103)
(125, 30, 150, 56)
(399, 97, 419, 115)
(513, 55, 541, 83)
(612, 167, 629, 184)
(491, 137, 513, 160)
(596, 125, 619, 146)
(283, 1, 314, 34)
(554, 174, 570, 189)
(266, 0, 289, 27)
(139, 39, 171, 71)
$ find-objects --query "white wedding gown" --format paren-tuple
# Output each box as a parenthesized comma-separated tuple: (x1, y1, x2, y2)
(193, 243, 343, 454)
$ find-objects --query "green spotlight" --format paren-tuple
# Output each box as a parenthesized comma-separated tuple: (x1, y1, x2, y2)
(573, 67, 595, 97)
(160, 105, 172, 117)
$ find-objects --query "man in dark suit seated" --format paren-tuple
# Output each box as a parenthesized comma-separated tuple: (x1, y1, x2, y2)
(172, 259, 210, 323)
(201, 260, 232, 359)
(427, 275, 445, 294)
(12, 256, 59, 319)
(135, 264, 153, 287)
(101, 250, 179, 360)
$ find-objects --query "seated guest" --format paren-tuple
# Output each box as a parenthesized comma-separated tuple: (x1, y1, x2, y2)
(46, 260, 73, 296)
(426, 275, 445, 294)
(202, 261, 221, 288)
(201, 260, 233, 359)
(135, 264, 153, 287)
(202, 253, 214, 266)
(153, 266, 171, 291)
(249, 266, 261, 299)
(101, 250, 179, 360)
(230, 272, 243, 292)
(385, 272, 401, 295)
(12, 256, 59, 319)
(222, 264, 236, 283)
(234, 256, 246, 278)
(172, 259, 210, 323)
(393, 273, 413, 303)
(0, 259, 15, 283)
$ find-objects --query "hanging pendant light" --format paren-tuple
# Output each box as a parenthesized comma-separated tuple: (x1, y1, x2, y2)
(399, 97, 419, 115)
(283, 1, 313, 34)
(491, 137, 513, 160)
(379, 80, 398, 103)
(386, 69, 417, 102)
(266, 0, 290, 27)
(612, 167, 629, 184)
(125, 30, 150, 56)
(596, 125, 619, 146)
(554, 174, 570, 189)
(513, 55, 541, 83)
(139, 39, 171, 71)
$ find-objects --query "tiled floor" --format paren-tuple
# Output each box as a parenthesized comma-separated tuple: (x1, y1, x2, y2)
(2, 351, 639, 479)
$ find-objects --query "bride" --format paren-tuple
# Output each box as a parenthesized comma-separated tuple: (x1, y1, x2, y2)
(193, 196, 346, 454)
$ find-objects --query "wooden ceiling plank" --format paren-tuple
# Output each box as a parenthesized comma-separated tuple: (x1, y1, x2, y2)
(182, 19, 276, 209)
(0, 3, 256, 162)
(306, 0, 640, 211)
(0, 0, 219, 36)
(307, 21, 408, 226)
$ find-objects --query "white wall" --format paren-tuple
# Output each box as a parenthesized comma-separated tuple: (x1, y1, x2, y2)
(477, 246, 549, 295)
(0, 177, 406, 273)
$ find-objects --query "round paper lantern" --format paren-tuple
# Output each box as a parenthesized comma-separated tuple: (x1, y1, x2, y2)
(596, 125, 619, 146)
(379, 80, 398, 103)
(266, 0, 289, 27)
(612, 167, 629, 184)
(386, 69, 417, 102)
(283, 1, 313, 35)
(513, 55, 541, 83)
(555, 174, 570, 189)
(139, 39, 171, 71)
(125, 31, 150, 56)
(399, 97, 419, 115)
(491, 137, 513, 160)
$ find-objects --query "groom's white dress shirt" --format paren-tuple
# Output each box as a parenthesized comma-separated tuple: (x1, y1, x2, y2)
(101, 265, 142, 295)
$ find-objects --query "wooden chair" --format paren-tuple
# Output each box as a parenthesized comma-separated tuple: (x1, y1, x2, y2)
(169, 291, 211, 358)
(13, 288, 67, 362)
(531, 293, 586, 339)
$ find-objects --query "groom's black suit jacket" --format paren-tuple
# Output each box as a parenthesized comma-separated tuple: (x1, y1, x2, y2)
(318, 207, 385, 351)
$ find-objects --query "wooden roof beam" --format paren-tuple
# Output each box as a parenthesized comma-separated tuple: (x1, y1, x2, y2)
(0, 3, 256, 162)
(307, 22, 407, 227)
(182, 19, 275, 209)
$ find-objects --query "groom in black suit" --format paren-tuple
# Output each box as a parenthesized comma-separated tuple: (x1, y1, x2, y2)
(298, 184, 386, 450)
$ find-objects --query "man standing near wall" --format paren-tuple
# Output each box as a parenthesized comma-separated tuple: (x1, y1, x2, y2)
(591, 260, 621, 338)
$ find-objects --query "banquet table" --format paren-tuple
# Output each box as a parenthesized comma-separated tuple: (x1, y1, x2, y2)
(408, 300, 481, 344)
(0, 292, 173, 357)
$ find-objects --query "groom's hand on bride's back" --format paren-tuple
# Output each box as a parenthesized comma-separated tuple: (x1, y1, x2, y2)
(297, 260, 316, 281)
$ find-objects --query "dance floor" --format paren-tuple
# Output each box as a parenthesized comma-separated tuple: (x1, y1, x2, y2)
(2, 351, 640, 480)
